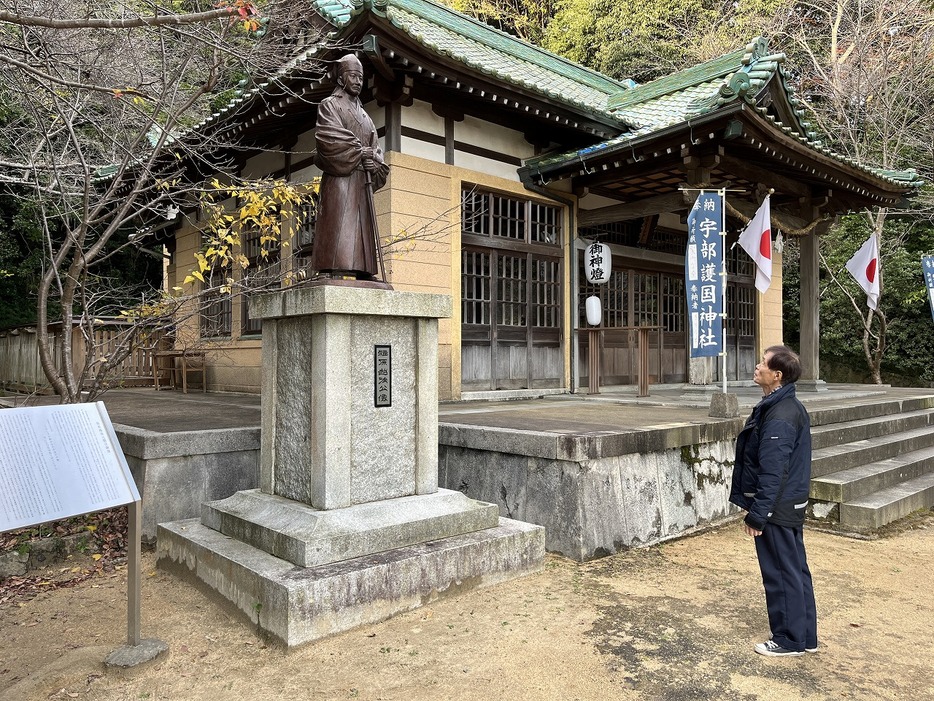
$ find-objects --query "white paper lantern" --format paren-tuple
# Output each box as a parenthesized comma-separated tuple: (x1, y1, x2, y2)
(585, 295, 602, 326)
(584, 242, 611, 284)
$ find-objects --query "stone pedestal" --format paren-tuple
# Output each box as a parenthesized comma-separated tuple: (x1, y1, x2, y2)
(254, 284, 447, 506)
(688, 357, 715, 386)
(158, 284, 544, 646)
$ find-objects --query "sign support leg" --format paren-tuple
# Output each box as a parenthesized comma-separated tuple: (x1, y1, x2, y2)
(104, 500, 168, 668)
(128, 499, 141, 647)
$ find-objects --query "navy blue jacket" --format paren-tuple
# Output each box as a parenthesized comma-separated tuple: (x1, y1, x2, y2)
(729, 382, 812, 530)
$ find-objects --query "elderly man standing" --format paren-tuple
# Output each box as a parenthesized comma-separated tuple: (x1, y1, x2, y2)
(730, 345, 818, 657)
(311, 54, 390, 281)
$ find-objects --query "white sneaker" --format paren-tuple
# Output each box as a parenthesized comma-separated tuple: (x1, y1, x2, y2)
(755, 640, 805, 657)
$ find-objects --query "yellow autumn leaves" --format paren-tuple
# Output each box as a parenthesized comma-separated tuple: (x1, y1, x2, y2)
(183, 178, 317, 288)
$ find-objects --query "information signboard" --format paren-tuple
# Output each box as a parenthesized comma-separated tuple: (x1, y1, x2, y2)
(0, 401, 163, 663)
(0, 402, 140, 533)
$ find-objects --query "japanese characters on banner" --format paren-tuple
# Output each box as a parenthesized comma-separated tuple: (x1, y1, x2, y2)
(923, 255, 934, 322)
(584, 242, 611, 284)
(685, 192, 724, 357)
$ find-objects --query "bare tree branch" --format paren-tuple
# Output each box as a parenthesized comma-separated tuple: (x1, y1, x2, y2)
(0, 6, 240, 30)
(0, 52, 155, 100)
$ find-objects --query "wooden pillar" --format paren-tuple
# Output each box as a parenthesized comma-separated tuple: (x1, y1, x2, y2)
(588, 328, 601, 395)
(798, 231, 823, 388)
(637, 327, 650, 397)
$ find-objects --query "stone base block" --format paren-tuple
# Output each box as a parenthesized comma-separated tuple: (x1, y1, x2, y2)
(708, 392, 740, 418)
(104, 639, 169, 668)
(201, 488, 500, 567)
(797, 379, 829, 393)
(157, 517, 544, 647)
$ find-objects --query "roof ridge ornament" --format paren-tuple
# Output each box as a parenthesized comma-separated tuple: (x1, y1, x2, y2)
(742, 36, 769, 66)
(719, 71, 751, 99)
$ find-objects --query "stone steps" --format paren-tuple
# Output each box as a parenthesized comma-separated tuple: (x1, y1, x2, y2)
(810, 407, 934, 451)
(839, 472, 934, 530)
(809, 396, 934, 428)
(811, 422, 934, 479)
(810, 445, 934, 503)
(808, 399, 934, 531)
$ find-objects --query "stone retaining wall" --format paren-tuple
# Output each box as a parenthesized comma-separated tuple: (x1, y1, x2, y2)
(438, 419, 743, 560)
(115, 424, 260, 542)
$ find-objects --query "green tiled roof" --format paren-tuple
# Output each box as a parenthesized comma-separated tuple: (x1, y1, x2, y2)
(313, 0, 356, 25)
(192, 0, 636, 134)
(193, 7, 919, 193)
(315, 0, 634, 119)
(606, 37, 809, 137)
(522, 37, 922, 190)
(607, 47, 748, 112)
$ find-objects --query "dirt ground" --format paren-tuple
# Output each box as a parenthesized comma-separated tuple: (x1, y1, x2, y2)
(2, 514, 933, 701)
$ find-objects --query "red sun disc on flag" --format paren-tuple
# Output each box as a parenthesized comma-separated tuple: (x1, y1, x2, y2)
(865, 258, 877, 283)
(759, 229, 771, 260)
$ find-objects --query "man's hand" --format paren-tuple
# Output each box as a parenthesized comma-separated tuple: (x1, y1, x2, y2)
(743, 523, 762, 537)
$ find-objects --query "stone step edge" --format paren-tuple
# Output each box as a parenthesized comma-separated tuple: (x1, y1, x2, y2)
(811, 407, 934, 441)
(838, 472, 934, 530)
(810, 446, 934, 502)
(809, 397, 934, 426)
(157, 517, 545, 647)
(812, 423, 934, 468)
(811, 412, 934, 452)
(842, 470, 934, 509)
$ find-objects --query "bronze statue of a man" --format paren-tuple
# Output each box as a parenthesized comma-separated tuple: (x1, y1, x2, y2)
(311, 54, 390, 280)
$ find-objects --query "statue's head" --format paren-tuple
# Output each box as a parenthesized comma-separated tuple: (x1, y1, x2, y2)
(335, 54, 364, 95)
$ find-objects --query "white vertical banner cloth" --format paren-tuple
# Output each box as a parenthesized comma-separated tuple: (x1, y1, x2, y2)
(845, 234, 881, 310)
(737, 195, 773, 294)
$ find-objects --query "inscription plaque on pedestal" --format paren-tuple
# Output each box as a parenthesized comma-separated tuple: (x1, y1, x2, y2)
(374, 344, 392, 408)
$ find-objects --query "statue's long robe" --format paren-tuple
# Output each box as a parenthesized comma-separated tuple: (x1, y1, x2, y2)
(311, 89, 389, 277)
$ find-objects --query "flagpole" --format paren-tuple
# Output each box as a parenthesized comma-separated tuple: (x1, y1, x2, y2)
(719, 187, 727, 395)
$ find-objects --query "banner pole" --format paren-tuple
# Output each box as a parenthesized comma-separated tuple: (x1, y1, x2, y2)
(720, 188, 728, 395)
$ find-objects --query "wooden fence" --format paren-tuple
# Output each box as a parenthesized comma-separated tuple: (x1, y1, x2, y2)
(0, 319, 168, 393)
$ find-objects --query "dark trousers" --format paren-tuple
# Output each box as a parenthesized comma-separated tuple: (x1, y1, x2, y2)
(755, 523, 817, 651)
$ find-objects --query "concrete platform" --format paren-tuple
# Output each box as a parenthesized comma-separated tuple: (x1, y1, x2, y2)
(157, 515, 544, 647)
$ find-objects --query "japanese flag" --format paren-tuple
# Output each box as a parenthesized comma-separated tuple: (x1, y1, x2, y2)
(845, 234, 880, 310)
(738, 196, 772, 293)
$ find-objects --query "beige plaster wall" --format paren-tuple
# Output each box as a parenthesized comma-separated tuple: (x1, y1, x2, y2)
(405, 99, 445, 135)
(243, 150, 285, 180)
(757, 249, 784, 355)
(454, 116, 535, 161)
(168, 203, 299, 395)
